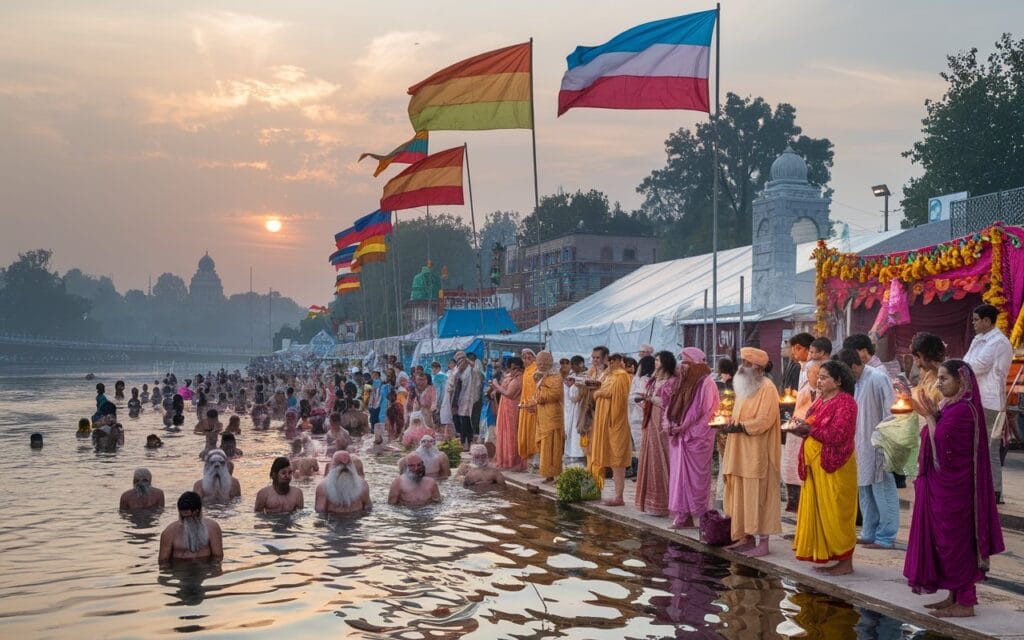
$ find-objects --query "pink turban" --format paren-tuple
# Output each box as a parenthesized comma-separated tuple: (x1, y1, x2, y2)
(681, 347, 706, 364)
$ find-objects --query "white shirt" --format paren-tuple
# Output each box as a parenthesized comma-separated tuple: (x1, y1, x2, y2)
(853, 365, 894, 486)
(964, 328, 1013, 411)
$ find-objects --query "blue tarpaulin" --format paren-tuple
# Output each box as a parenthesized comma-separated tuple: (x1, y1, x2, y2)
(436, 308, 517, 338)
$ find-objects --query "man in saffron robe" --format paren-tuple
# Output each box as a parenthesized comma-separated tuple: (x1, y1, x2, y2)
(906, 359, 1004, 618)
(533, 351, 565, 482)
(517, 349, 539, 464)
(663, 347, 720, 528)
(590, 353, 633, 506)
(722, 347, 782, 557)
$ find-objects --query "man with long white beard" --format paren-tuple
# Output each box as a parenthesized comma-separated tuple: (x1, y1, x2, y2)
(255, 457, 304, 513)
(315, 451, 371, 514)
(119, 468, 165, 510)
(388, 453, 442, 506)
(463, 444, 506, 488)
(192, 449, 242, 503)
(721, 347, 782, 557)
(159, 491, 223, 564)
(400, 434, 451, 478)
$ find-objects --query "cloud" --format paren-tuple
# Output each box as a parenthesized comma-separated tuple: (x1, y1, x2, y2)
(196, 159, 269, 170)
(141, 65, 340, 130)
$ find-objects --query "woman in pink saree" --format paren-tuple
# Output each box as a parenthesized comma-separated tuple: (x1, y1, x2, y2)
(635, 352, 678, 515)
(493, 357, 525, 471)
(906, 359, 1004, 618)
(663, 347, 720, 529)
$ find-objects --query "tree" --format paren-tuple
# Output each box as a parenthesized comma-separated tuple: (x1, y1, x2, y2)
(0, 249, 96, 336)
(479, 210, 520, 253)
(901, 33, 1024, 227)
(520, 189, 611, 240)
(152, 273, 187, 305)
(637, 92, 834, 257)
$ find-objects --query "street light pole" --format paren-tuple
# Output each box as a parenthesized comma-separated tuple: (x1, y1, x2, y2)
(872, 184, 892, 231)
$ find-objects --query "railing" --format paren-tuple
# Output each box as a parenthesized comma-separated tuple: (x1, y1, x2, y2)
(0, 332, 264, 356)
(950, 185, 1024, 237)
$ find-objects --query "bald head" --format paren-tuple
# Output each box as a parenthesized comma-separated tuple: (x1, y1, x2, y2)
(404, 453, 426, 479)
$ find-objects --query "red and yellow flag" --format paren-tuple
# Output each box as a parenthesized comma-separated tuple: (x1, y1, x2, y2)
(380, 146, 464, 211)
(408, 42, 532, 131)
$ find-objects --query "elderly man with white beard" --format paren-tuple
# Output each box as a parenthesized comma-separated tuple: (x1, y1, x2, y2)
(158, 491, 223, 564)
(119, 468, 165, 510)
(192, 449, 242, 503)
(389, 453, 442, 506)
(315, 451, 371, 514)
(463, 444, 506, 488)
(720, 347, 783, 557)
(399, 434, 451, 478)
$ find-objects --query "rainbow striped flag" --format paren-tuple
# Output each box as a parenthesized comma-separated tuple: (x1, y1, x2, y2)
(408, 42, 532, 131)
(335, 274, 360, 295)
(380, 146, 464, 211)
(558, 10, 717, 116)
(359, 131, 429, 177)
(334, 210, 392, 249)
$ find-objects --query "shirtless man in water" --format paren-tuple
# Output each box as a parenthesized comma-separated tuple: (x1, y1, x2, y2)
(158, 491, 223, 564)
(315, 451, 371, 514)
(398, 434, 451, 478)
(254, 457, 304, 513)
(388, 453, 441, 506)
(193, 449, 241, 502)
(462, 444, 506, 489)
(120, 468, 166, 509)
(288, 438, 320, 479)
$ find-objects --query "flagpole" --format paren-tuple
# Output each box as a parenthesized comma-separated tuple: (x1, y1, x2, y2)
(391, 211, 404, 336)
(529, 37, 545, 345)
(711, 3, 721, 363)
(427, 205, 436, 356)
(463, 143, 488, 339)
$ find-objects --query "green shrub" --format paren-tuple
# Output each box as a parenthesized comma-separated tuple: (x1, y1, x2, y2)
(436, 438, 463, 469)
(556, 466, 600, 503)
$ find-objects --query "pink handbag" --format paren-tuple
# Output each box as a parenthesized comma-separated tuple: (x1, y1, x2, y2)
(699, 510, 733, 546)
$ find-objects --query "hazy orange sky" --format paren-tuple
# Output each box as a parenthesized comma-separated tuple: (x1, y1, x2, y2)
(1, 1, 1018, 306)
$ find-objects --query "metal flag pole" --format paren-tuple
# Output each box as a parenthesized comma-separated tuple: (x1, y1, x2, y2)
(711, 3, 721, 361)
(529, 37, 545, 345)
(390, 211, 404, 336)
(738, 275, 744, 360)
(426, 205, 436, 358)
(463, 143, 488, 339)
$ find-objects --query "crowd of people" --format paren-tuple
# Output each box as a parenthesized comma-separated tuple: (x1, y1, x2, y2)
(71, 301, 1015, 618)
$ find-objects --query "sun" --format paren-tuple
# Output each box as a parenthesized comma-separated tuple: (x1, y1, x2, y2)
(265, 218, 282, 233)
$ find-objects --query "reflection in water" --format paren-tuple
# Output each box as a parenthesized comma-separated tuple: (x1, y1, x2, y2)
(0, 370, 946, 639)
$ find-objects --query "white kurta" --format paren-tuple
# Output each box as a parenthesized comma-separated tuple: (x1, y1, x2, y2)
(853, 365, 894, 487)
(627, 373, 649, 452)
(563, 382, 585, 459)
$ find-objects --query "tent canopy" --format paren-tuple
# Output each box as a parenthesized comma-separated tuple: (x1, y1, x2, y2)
(437, 307, 517, 338)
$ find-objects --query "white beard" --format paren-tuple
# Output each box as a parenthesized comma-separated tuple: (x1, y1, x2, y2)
(415, 445, 442, 464)
(202, 459, 233, 500)
(733, 369, 762, 403)
(182, 515, 209, 553)
(471, 459, 489, 469)
(134, 481, 151, 498)
(324, 464, 364, 507)
(403, 469, 423, 484)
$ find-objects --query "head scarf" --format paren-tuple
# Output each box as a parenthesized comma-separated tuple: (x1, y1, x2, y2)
(740, 347, 769, 368)
(668, 360, 712, 424)
(681, 347, 706, 364)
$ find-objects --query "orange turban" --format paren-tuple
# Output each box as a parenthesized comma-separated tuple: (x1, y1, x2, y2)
(740, 347, 769, 368)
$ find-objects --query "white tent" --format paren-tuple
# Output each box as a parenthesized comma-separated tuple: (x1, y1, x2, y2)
(514, 230, 904, 358)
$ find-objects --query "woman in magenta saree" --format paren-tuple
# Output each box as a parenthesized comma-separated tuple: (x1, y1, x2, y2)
(906, 359, 1004, 618)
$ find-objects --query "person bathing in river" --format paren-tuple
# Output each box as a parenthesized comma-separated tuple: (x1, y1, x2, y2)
(288, 438, 320, 479)
(120, 468, 165, 510)
(388, 453, 441, 506)
(127, 387, 142, 418)
(315, 451, 371, 515)
(220, 432, 243, 459)
(399, 434, 450, 478)
(159, 491, 223, 564)
(193, 449, 241, 502)
(463, 444, 506, 489)
(254, 457, 304, 514)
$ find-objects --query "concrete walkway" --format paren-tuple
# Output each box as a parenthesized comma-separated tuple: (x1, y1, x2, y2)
(499, 451, 1024, 640)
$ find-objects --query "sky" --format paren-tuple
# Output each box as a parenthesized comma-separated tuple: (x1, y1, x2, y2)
(1, 0, 1020, 307)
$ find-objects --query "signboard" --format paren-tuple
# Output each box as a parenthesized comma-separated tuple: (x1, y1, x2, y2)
(928, 191, 969, 222)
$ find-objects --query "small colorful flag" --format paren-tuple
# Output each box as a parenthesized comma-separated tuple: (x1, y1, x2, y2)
(329, 245, 357, 268)
(359, 131, 429, 177)
(407, 42, 532, 131)
(558, 9, 717, 116)
(307, 305, 328, 319)
(334, 210, 393, 249)
(335, 273, 361, 295)
(380, 146, 464, 211)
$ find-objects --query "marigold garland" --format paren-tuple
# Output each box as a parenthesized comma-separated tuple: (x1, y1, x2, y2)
(813, 224, 1016, 336)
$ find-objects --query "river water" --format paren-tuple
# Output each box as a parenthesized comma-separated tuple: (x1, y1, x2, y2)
(0, 368, 944, 639)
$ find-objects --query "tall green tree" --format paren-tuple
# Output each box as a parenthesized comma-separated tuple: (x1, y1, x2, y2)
(0, 249, 97, 337)
(901, 33, 1024, 227)
(479, 210, 520, 253)
(520, 189, 610, 240)
(637, 92, 833, 258)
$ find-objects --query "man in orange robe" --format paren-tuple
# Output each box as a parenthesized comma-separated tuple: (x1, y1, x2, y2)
(533, 351, 564, 482)
(589, 353, 633, 506)
(722, 347, 782, 557)
(517, 349, 539, 464)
